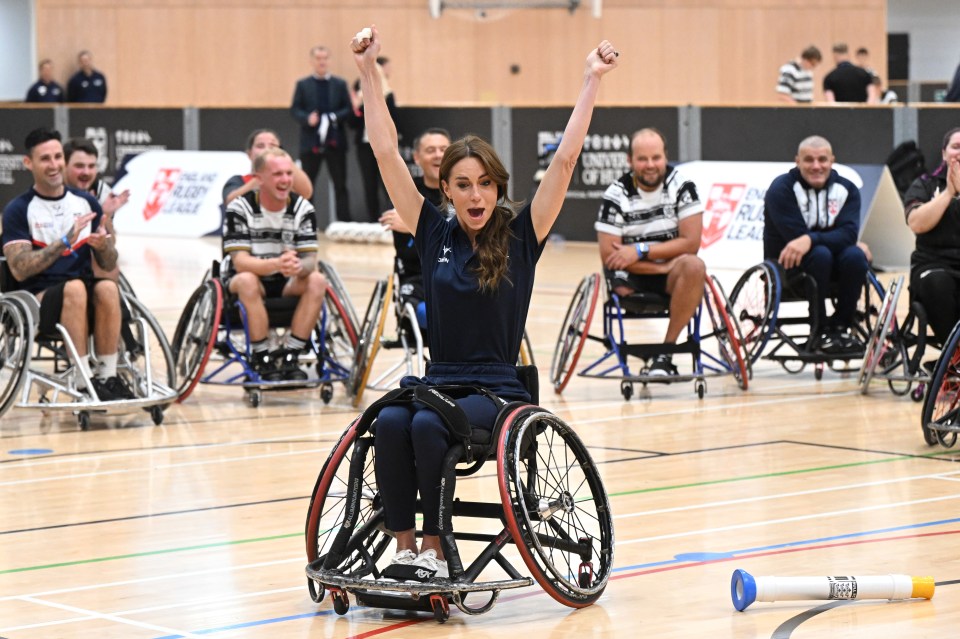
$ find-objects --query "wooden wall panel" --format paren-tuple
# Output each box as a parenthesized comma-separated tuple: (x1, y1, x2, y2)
(33, 0, 887, 107)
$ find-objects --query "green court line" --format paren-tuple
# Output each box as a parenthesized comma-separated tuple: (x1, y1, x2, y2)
(0, 532, 301, 575)
(3, 449, 954, 576)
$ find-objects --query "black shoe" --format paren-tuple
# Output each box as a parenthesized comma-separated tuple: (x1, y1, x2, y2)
(92, 376, 135, 401)
(274, 348, 308, 382)
(837, 327, 865, 356)
(817, 329, 842, 354)
(648, 353, 678, 377)
(251, 350, 282, 382)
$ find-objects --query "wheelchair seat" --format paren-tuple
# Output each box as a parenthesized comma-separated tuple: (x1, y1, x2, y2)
(616, 290, 670, 316)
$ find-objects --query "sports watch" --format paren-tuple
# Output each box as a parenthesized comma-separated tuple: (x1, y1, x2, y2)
(635, 242, 650, 261)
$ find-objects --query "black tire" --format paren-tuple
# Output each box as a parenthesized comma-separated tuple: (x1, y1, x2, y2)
(920, 321, 960, 447)
(550, 273, 600, 394)
(171, 279, 222, 402)
(702, 276, 749, 389)
(348, 278, 391, 407)
(304, 419, 390, 576)
(312, 287, 359, 389)
(319, 260, 360, 333)
(497, 406, 613, 608)
(0, 297, 32, 418)
(729, 261, 780, 365)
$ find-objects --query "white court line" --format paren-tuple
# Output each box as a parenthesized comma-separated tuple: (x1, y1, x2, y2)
(0, 557, 302, 602)
(618, 493, 960, 545)
(0, 427, 347, 471)
(614, 470, 960, 519)
(0, 446, 331, 487)
(0, 586, 304, 634)
(17, 595, 204, 638)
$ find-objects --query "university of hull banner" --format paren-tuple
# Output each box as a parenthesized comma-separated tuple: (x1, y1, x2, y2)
(112, 151, 249, 237)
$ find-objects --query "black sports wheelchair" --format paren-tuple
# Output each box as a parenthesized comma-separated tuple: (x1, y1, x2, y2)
(171, 260, 358, 407)
(347, 272, 536, 408)
(728, 259, 886, 380)
(550, 271, 749, 400)
(304, 365, 613, 622)
(0, 259, 176, 430)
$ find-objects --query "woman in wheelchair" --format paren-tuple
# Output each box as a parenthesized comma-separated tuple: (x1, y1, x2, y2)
(904, 127, 960, 346)
(352, 27, 618, 582)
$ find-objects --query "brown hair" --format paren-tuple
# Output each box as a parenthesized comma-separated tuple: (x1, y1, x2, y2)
(439, 135, 519, 292)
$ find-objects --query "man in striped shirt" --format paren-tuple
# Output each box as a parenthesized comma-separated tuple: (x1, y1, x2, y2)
(776, 46, 822, 104)
(595, 128, 705, 377)
(222, 148, 327, 381)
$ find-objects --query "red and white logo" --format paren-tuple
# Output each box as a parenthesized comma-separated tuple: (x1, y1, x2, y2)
(701, 183, 745, 249)
(143, 168, 180, 221)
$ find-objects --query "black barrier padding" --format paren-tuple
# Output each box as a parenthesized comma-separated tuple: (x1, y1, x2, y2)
(0, 108, 57, 209)
(198, 108, 299, 153)
(917, 107, 960, 176)
(68, 108, 184, 180)
(701, 107, 895, 164)
(511, 107, 679, 243)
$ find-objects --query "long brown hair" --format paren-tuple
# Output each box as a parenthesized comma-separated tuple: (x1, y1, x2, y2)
(439, 135, 521, 292)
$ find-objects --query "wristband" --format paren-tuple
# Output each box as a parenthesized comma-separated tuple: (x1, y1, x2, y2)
(61, 235, 73, 252)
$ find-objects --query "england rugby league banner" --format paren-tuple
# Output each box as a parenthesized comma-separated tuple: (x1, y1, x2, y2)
(111, 150, 249, 237)
(679, 161, 875, 270)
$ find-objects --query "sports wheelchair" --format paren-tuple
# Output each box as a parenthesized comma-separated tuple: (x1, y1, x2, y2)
(171, 260, 358, 408)
(550, 271, 749, 400)
(304, 366, 613, 622)
(729, 260, 884, 380)
(918, 312, 960, 448)
(858, 275, 935, 401)
(0, 261, 177, 430)
(347, 273, 536, 407)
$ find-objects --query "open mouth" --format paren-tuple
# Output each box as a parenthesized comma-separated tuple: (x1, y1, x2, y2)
(467, 208, 484, 220)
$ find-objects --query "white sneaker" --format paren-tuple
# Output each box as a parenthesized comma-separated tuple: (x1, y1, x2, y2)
(381, 549, 418, 580)
(411, 549, 449, 580)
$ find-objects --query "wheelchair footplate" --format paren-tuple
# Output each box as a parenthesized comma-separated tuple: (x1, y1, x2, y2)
(306, 561, 533, 618)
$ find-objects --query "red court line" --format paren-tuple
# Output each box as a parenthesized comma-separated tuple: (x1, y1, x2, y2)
(343, 528, 960, 639)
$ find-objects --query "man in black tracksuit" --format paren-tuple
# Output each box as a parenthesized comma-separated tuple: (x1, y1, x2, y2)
(763, 135, 869, 354)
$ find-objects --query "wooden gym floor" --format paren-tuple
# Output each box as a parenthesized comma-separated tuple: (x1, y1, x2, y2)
(1, 235, 958, 638)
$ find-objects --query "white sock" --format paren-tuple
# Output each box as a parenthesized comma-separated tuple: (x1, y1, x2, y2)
(98, 353, 118, 379)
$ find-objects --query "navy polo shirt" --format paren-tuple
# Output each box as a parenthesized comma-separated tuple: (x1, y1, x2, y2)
(415, 199, 545, 366)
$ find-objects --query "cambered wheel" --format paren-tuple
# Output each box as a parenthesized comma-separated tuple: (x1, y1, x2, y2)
(122, 293, 177, 392)
(319, 260, 361, 335)
(0, 297, 32, 418)
(304, 419, 390, 576)
(313, 286, 360, 392)
(728, 261, 780, 364)
(348, 278, 392, 407)
(920, 321, 960, 447)
(171, 279, 222, 402)
(703, 276, 750, 389)
(518, 329, 536, 367)
(498, 407, 613, 608)
(858, 276, 902, 394)
(550, 273, 600, 394)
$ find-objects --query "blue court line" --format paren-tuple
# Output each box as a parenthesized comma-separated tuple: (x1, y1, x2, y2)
(147, 515, 960, 638)
(612, 515, 960, 573)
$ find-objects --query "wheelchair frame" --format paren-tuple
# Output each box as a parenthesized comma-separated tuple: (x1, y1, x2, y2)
(550, 271, 749, 400)
(0, 278, 177, 430)
(171, 260, 358, 407)
(304, 371, 613, 622)
(729, 260, 884, 380)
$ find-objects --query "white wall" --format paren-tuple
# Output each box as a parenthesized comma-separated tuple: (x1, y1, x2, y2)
(888, 0, 960, 82)
(0, 0, 35, 101)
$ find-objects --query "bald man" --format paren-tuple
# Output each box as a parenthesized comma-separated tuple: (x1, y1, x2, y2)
(763, 135, 869, 355)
